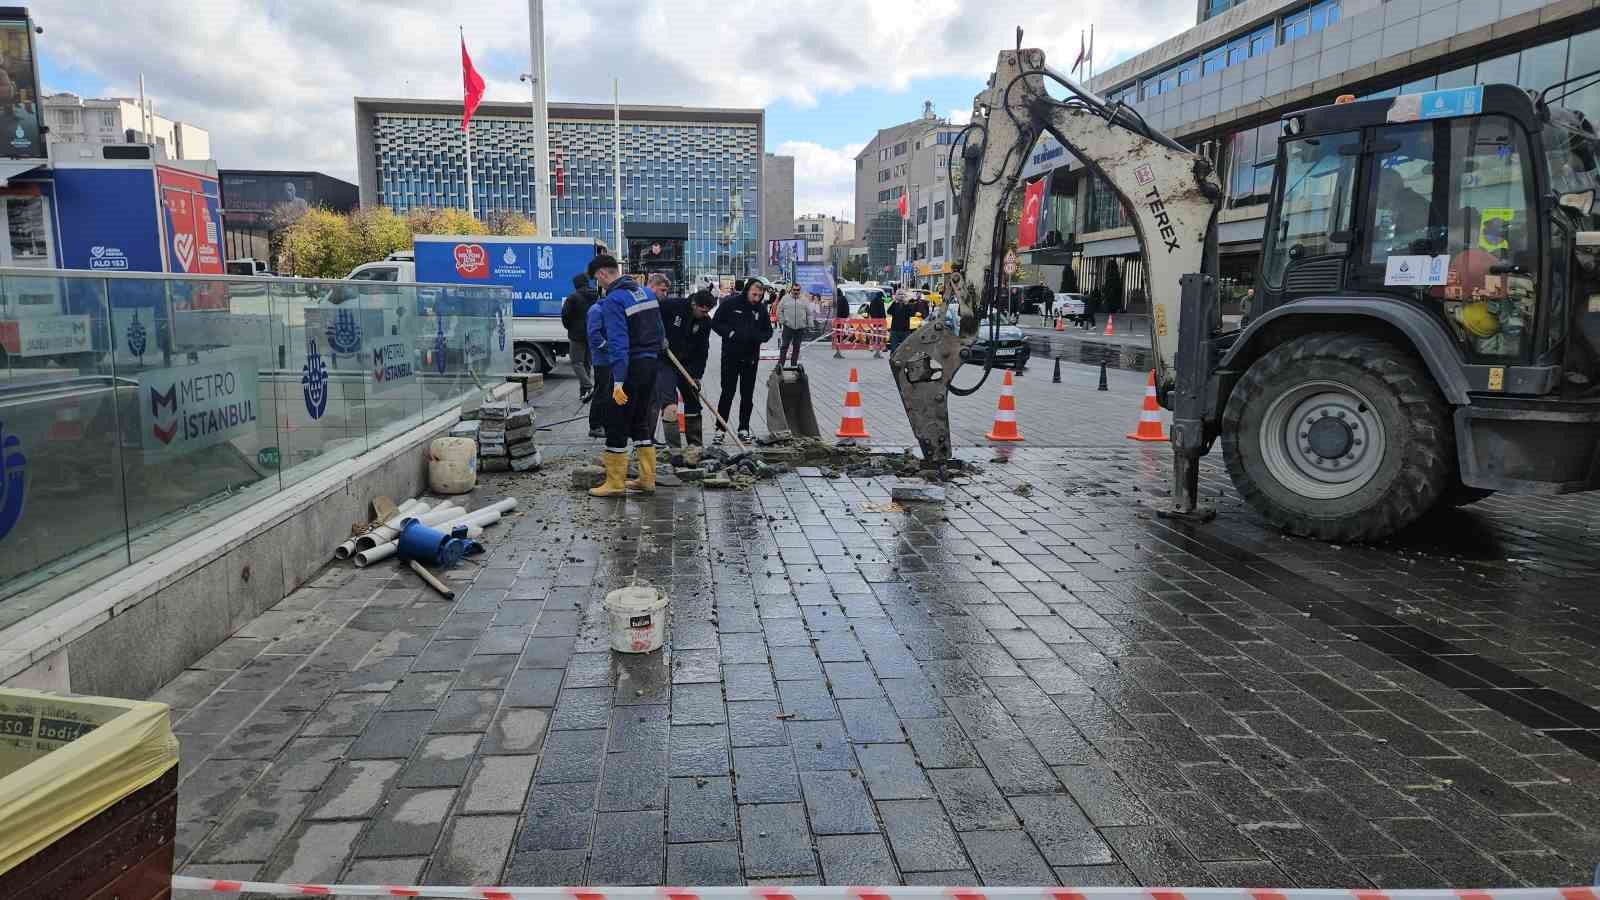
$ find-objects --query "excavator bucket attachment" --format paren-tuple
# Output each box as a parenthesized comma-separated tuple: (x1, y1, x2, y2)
(890, 319, 965, 462)
(765, 364, 821, 441)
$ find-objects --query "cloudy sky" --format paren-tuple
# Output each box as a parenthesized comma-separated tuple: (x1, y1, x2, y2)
(34, 1, 1193, 219)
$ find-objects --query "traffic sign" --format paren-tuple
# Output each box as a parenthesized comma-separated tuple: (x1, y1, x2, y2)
(1003, 250, 1017, 275)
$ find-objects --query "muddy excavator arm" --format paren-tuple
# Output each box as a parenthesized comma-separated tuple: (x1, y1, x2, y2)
(889, 44, 1223, 492)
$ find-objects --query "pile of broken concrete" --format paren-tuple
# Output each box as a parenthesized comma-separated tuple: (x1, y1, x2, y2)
(568, 436, 975, 493)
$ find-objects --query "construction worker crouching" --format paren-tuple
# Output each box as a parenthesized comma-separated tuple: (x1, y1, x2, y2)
(587, 254, 665, 497)
(655, 281, 715, 448)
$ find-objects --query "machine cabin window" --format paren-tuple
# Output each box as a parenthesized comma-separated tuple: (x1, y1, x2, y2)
(1360, 116, 1538, 362)
(1263, 131, 1359, 289)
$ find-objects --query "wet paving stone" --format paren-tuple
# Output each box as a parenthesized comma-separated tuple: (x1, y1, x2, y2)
(853, 742, 934, 801)
(927, 768, 1018, 831)
(959, 829, 1058, 886)
(165, 441, 1600, 887)
(800, 770, 879, 834)
(740, 803, 818, 878)
(879, 799, 969, 873)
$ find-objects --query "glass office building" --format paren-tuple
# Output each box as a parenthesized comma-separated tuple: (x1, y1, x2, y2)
(354, 99, 764, 280)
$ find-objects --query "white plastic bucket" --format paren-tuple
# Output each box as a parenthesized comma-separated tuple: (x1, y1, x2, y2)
(604, 586, 668, 653)
(428, 437, 478, 494)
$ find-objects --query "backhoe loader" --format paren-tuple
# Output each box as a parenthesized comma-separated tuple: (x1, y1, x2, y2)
(891, 35, 1600, 541)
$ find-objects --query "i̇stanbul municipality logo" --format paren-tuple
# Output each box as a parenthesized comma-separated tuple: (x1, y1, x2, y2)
(302, 338, 329, 419)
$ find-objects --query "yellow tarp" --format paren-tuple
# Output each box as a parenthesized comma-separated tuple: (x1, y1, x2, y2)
(0, 688, 178, 877)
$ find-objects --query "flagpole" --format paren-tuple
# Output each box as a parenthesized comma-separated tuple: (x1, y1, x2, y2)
(613, 78, 623, 264)
(526, 0, 553, 234)
(1089, 24, 1095, 85)
(461, 26, 476, 219)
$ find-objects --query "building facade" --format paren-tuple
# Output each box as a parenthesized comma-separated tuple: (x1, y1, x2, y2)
(852, 103, 966, 280)
(1021, 0, 1600, 315)
(354, 98, 764, 281)
(793, 214, 853, 265)
(761, 153, 795, 277)
(43, 93, 210, 160)
(218, 170, 359, 265)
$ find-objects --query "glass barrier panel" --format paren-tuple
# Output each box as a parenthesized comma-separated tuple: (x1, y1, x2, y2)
(419, 284, 475, 416)
(116, 275, 281, 564)
(0, 272, 130, 628)
(271, 278, 370, 487)
(359, 282, 424, 447)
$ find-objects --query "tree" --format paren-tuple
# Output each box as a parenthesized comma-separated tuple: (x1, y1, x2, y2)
(277, 208, 358, 278)
(840, 255, 869, 282)
(348, 206, 411, 266)
(406, 207, 488, 236)
(485, 210, 538, 236)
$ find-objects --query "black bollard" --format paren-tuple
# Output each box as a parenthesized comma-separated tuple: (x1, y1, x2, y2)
(1097, 362, 1109, 391)
(1052, 358, 1061, 384)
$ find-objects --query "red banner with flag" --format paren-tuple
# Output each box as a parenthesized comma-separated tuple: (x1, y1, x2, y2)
(897, 192, 908, 220)
(1018, 177, 1046, 249)
(461, 35, 486, 131)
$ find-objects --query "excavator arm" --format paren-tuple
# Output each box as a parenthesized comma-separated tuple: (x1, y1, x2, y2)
(889, 44, 1223, 511)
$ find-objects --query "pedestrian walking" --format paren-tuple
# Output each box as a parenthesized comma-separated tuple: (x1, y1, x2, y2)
(710, 277, 773, 443)
(586, 254, 665, 497)
(775, 283, 809, 367)
(887, 288, 915, 353)
(1040, 279, 1054, 322)
(560, 272, 597, 402)
(1082, 290, 1098, 330)
(655, 280, 715, 447)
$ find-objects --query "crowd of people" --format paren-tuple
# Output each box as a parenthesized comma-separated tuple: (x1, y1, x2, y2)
(558, 262, 949, 499)
(559, 258, 799, 498)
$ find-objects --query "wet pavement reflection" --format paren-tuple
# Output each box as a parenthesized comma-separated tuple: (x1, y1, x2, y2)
(166, 446, 1600, 889)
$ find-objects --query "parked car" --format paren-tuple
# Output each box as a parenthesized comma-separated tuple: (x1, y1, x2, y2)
(947, 307, 1030, 369)
(1055, 293, 1087, 317)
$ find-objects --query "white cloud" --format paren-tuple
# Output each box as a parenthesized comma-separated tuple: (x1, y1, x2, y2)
(947, 108, 973, 126)
(777, 139, 864, 220)
(34, 1, 1191, 186)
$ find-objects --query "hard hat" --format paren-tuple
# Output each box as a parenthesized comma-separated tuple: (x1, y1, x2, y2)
(1456, 301, 1500, 338)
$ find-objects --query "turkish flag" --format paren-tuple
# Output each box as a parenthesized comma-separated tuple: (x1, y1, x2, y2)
(897, 192, 908, 219)
(461, 35, 486, 131)
(1018, 177, 1046, 248)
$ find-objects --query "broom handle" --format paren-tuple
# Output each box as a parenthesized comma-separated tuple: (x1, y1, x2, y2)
(664, 349, 748, 452)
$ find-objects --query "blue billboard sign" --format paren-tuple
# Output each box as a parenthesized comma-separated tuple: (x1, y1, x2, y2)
(413, 237, 593, 318)
(51, 168, 165, 272)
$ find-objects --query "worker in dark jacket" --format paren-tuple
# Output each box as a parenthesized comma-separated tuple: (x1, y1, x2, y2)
(710, 277, 773, 443)
(587, 254, 665, 496)
(560, 273, 598, 402)
(654, 279, 716, 447)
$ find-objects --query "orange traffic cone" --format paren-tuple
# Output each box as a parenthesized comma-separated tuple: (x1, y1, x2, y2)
(985, 369, 1024, 442)
(1103, 314, 1115, 337)
(1127, 369, 1167, 442)
(836, 367, 870, 439)
(1054, 316, 1065, 332)
(676, 390, 687, 447)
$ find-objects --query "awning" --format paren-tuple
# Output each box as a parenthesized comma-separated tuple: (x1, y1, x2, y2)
(0, 160, 45, 186)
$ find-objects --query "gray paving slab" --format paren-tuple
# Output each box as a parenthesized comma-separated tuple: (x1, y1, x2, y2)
(162, 413, 1600, 888)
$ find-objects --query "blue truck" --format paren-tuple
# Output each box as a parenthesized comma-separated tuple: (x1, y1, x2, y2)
(409, 235, 597, 375)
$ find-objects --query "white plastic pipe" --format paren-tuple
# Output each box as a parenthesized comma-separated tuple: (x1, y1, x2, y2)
(353, 500, 434, 553)
(336, 498, 422, 559)
(411, 504, 467, 527)
(351, 500, 514, 568)
(433, 498, 518, 531)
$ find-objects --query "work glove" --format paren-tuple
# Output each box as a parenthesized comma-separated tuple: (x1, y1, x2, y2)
(612, 384, 629, 405)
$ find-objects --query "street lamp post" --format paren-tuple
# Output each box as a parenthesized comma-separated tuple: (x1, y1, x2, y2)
(522, 0, 554, 234)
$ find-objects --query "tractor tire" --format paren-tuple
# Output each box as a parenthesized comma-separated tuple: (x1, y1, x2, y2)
(1221, 332, 1453, 542)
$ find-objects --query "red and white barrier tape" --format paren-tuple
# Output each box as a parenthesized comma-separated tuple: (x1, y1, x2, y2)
(171, 879, 1600, 900)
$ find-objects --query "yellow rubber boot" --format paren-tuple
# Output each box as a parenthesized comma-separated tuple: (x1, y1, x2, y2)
(589, 451, 630, 497)
(626, 446, 657, 494)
